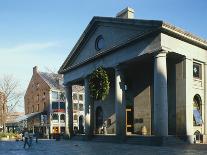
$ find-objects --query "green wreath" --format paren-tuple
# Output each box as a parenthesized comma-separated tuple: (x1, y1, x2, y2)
(89, 67, 110, 100)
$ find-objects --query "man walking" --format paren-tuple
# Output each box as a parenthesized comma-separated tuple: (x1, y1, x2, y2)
(23, 128, 30, 149)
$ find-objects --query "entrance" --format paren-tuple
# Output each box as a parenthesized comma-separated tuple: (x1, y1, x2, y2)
(126, 107, 133, 135)
(79, 115, 84, 134)
(53, 127, 59, 134)
(96, 106, 103, 134)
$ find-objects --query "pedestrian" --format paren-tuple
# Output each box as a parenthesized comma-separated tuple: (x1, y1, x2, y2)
(35, 130, 39, 143)
(23, 128, 30, 149)
(29, 131, 33, 147)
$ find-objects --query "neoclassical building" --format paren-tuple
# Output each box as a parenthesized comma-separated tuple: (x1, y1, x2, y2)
(59, 8, 207, 144)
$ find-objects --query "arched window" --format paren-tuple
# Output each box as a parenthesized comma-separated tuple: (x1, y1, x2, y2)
(193, 94, 202, 126)
(52, 114, 59, 123)
(194, 130, 201, 142)
(60, 114, 65, 122)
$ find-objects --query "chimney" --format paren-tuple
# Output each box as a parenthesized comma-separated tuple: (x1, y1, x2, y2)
(33, 66, 38, 74)
(116, 7, 135, 19)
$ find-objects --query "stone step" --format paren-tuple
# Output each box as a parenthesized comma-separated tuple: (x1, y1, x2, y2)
(92, 135, 118, 143)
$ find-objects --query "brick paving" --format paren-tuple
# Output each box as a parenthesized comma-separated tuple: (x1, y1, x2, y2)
(0, 139, 207, 155)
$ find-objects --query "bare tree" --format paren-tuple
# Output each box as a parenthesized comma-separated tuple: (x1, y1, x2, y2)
(0, 75, 23, 131)
(44, 66, 57, 74)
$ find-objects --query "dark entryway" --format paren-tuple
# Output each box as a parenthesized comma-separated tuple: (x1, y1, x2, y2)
(96, 106, 103, 133)
(79, 115, 84, 134)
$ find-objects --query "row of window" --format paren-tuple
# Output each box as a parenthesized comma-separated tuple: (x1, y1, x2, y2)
(73, 93, 83, 101)
(52, 114, 65, 123)
(52, 102, 65, 110)
(27, 102, 47, 113)
(52, 91, 66, 101)
(73, 103, 84, 111)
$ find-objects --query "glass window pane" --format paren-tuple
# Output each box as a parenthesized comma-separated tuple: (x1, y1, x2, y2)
(60, 92, 66, 101)
(60, 102, 65, 109)
(52, 91, 58, 100)
(73, 103, 78, 110)
(73, 93, 77, 100)
(193, 109, 203, 125)
(52, 102, 58, 109)
(193, 63, 202, 79)
(79, 94, 83, 101)
(52, 114, 59, 122)
(79, 104, 83, 111)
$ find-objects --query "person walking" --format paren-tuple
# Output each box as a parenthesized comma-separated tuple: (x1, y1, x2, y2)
(29, 131, 33, 147)
(23, 128, 30, 149)
(35, 130, 39, 143)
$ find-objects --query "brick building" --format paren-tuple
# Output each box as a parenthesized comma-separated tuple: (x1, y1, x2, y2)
(25, 66, 85, 137)
(24, 66, 67, 137)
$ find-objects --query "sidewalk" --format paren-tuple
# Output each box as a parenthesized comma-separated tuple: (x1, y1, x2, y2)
(0, 139, 207, 155)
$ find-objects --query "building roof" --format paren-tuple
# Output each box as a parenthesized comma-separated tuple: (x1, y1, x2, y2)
(39, 72, 64, 91)
(59, 16, 207, 74)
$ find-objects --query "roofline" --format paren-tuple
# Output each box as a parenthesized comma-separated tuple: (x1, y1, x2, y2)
(162, 22, 207, 49)
(58, 17, 207, 74)
(59, 28, 160, 74)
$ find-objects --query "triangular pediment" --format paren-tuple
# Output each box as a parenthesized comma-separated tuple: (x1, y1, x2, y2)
(59, 17, 163, 73)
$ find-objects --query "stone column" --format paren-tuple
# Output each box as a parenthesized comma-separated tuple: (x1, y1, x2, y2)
(64, 87, 69, 136)
(115, 67, 126, 140)
(204, 63, 207, 135)
(84, 77, 94, 138)
(65, 84, 73, 138)
(153, 52, 168, 136)
(184, 58, 193, 143)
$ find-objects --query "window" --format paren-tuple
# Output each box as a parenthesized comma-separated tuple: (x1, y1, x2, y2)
(59, 92, 65, 101)
(60, 114, 65, 123)
(74, 114, 78, 121)
(52, 114, 59, 122)
(73, 103, 78, 110)
(43, 102, 46, 110)
(37, 94, 39, 102)
(73, 93, 77, 100)
(193, 63, 202, 79)
(79, 94, 83, 101)
(32, 105, 34, 113)
(37, 104, 39, 112)
(52, 91, 58, 100)
(79, 104, 83, 111)
(52, 102, 58, 109)
(43, 92, 46, 99)
(95, 35, 105, 51)
(193, 94, 203, 126)
(60, 102, 65, 109)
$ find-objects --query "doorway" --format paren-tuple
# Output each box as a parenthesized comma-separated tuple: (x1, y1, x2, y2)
(126, 107, 133, 135)
(78, 115, 84, 134)
(96, 106, 103, 134)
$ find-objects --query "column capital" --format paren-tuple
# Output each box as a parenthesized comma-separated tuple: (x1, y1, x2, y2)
(184, 56, 193, 61)
(154, 50, 167, 59)
(64, 82, 72, 88)
(114, 65, 122, 72)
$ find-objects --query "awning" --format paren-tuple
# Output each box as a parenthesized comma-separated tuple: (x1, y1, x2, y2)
(13, 112, 41, 123)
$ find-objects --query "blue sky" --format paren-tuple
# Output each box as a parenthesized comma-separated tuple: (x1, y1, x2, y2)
(0, 0, 207, 111)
